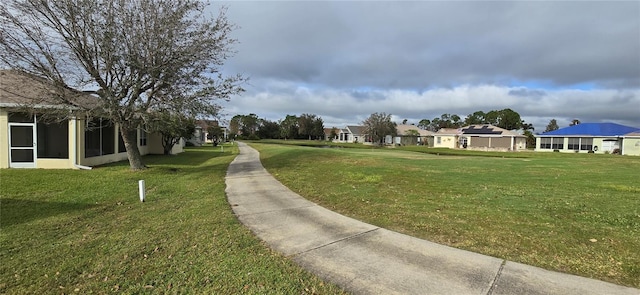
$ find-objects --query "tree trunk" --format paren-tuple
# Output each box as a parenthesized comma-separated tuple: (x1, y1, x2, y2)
(164, 142, 172, 155)
(120, 126, 146, 170)
(162, 135, 179, 155)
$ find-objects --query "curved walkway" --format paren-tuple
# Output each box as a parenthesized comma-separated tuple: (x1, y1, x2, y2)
(225, 142, 639, 295)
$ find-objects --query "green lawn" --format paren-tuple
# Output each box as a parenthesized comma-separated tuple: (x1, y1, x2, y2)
(251, 142, 640, 288)
(0, 145, 345, 294)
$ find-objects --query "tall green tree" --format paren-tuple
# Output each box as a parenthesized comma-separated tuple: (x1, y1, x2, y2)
(311, 116, 325, 140)
(240, 114, 260, 138)
(464, 111, 486, 125)
(362, 112, 397, 146)
(545, 119, 560, 132)
(521, 122, 535, 131)
(465, 109, 529, 131)
(0, 0, 245, 170)
(427, 113, 463, 131)
(279, 115, 299, 140)
(228, 114, 259, 139)
(428, 118, 442, 131)
(207, 125, 225, 145)
(451, 114, 463, 128)
(229, 115, 242, 137)
(418, 119, 431, 130)
(484, 110, 500, 126)
(256, 119, 280, 139)
(523, 130, 536, 149)
(495, 108, 523, 130)
(298, 113, 324, 140)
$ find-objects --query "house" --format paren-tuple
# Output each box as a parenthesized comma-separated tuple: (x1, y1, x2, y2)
(433, 125, 527, 151)
(621, 131, 640, 156)
(188, 119, 220, 146)
(0, 70, 182, 169)
(535, 122, 640, 155)
(393, 124, 434, 146)
(460, 125, 527, 151)
(334, 125, 369, 143)
(433, 128, 460, 149)
(324, 127, 339, 141)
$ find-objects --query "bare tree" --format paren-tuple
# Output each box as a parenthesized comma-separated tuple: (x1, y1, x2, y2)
(0, 0, 245, 169)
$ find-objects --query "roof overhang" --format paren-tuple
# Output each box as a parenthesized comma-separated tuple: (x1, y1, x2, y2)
(0, 102, 81, 110)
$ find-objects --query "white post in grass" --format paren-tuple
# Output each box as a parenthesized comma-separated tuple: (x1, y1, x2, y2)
(139, 180, 146, 202)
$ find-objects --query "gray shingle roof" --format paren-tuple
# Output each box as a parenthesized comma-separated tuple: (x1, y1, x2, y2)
(0, 70, 100, 110)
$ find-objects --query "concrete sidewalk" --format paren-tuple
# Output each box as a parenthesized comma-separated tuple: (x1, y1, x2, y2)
(225, 142, 639, 295)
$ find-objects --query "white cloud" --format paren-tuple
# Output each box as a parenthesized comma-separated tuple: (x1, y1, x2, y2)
(223, 82, 640, 131)
(215, 1, 640, 131)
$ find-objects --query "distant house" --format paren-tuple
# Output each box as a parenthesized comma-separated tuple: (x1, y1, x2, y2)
(622, 131, 640, 156)
(460, 125, 527, 151)
(393, 124, 434, 146)
(535, 123, 640, 155)
(188, 119, 220, 146)
(0, 70, 182, 169)
(433, 125, 526, 151)
(324, 127, 338, 141)
(433, 128, 460, 149)
(334, 125, 369, 143)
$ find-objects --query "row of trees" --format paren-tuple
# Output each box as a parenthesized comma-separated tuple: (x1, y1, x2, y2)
(415, 108, 533, 132)
(227, 110, 582, 148)
(229, 108, 541, 147)
(229, 113, 325, 140)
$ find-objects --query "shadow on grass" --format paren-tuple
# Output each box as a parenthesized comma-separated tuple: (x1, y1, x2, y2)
(0, 198, 98, 227)
(97, 146, 233, 169)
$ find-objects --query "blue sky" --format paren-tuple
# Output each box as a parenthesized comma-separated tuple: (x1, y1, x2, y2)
(214, 1, 640, 131)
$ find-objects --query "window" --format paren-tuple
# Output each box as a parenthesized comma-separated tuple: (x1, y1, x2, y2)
(436, 137, 441, 144)
(118, 131, 126, 153)
(199, 129, 205, 142)
(580, 138, 593, 151)
(567, 138, 580, 150)
(37, 121, 69, 158)
(460, 137, 468, 148)
(552, 138, 564, 150)
(139, 129, 148, 146)
(85, 118, 115, 157)
(540, 137, 551, 149)
(8, 112, 35, 123)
